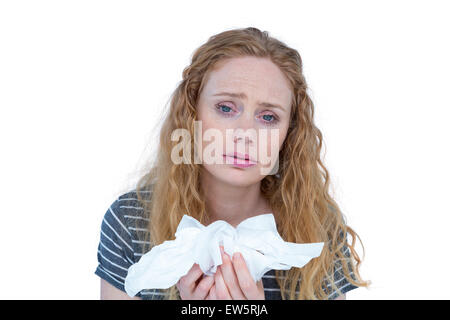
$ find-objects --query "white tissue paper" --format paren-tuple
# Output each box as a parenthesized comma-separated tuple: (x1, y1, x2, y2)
(124, 213, 324, 297)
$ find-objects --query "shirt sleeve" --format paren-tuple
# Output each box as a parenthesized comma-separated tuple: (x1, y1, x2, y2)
(326, 244, 359, 299)
(94, 196, 137, 296)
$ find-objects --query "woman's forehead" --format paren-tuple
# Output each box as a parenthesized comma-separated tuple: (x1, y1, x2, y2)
(203, 59, 293, 108)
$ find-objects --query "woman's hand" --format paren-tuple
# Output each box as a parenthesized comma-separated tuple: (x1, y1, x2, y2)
(206, 246, 265, 300)
(176, 263, 215, 300)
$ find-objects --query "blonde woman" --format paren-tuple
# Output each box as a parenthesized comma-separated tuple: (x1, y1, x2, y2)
(95, 27, 370, 300)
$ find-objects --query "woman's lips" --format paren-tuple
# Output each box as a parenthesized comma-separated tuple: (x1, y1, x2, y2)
(222, 154, 257, 168)
(224, 152, 257, 162)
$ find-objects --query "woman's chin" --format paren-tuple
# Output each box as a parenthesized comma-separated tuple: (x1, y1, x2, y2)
(205, 164, 264, 187)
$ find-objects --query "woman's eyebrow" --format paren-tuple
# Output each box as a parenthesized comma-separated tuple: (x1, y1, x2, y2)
(212, 91, 286, 112)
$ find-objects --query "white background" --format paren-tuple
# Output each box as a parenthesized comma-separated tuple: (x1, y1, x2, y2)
(1, 0, 449, 299)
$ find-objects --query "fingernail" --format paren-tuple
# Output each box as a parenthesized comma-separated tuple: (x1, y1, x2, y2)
(233, 252, 241, 261)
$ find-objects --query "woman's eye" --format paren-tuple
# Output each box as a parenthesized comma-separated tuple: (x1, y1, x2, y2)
(215, 103, 235, 116)
(219, 105, 232, 113)
(215, 103, 279, 125)
(261, 113, 279, 125)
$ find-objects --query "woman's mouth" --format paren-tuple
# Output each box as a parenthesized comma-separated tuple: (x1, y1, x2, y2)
(222, 153, 257, 168)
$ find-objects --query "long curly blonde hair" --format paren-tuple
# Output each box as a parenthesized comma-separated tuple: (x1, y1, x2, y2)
(132, 27, 370, 299)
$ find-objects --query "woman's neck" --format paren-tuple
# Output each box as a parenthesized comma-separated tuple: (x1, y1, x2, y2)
(200, 171, 272, 228)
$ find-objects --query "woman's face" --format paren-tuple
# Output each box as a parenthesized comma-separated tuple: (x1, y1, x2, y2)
(196, 56, 293, 187)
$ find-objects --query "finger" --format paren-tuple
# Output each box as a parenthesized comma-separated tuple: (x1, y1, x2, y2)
(177, 264, 204, 294)
(232, 252, 259, 299)
(256, 280, 265, 300)
(257, 279, 264, 290)
(207, 284, 217, 300)
(219, 247, 246, 300)
(214, 266, 232, 300)
(205, 287, 211, 300)
(192, 275, 215, 300)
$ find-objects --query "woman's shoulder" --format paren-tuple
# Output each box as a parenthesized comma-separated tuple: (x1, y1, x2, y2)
(101, 188, 154, 255)
(104, 190, 147, 228)
(96, 188, 166, 299)
(112, 189, 151, 220)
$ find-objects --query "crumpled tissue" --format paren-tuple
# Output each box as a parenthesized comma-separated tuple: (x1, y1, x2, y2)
(124, 213, 324, 297)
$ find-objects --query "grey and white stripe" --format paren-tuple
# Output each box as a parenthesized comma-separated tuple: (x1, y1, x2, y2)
(95, 190, 359, 300)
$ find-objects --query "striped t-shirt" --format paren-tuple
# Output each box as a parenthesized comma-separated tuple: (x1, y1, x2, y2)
(95, 190, 359, 299)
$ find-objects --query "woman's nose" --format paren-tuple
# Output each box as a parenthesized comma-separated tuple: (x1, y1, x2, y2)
(227, 112, 257, 150)
(233, 133, 252, 144)
(232, 122, 256, 146)
(233, 112, 256, 135)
